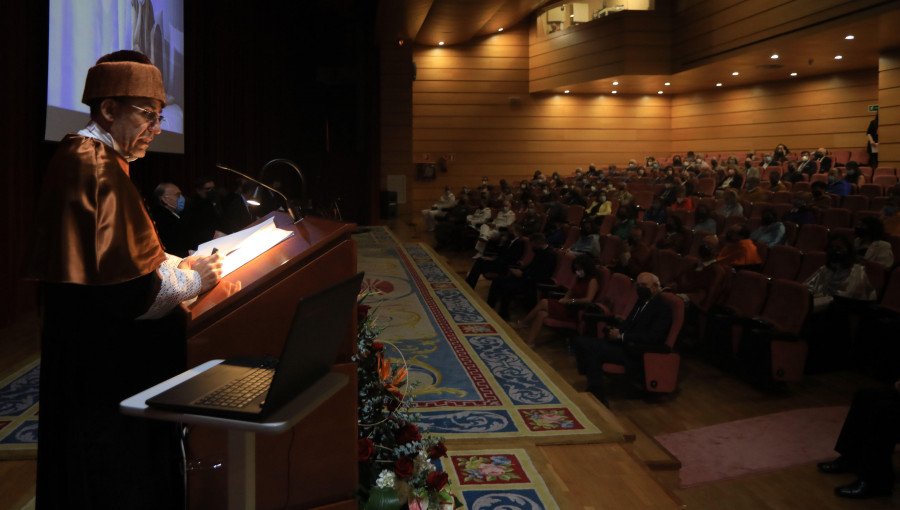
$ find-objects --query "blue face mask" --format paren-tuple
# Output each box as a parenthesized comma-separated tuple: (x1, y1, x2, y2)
(175, 196, 185, 213)
(828, 176, 836, 184)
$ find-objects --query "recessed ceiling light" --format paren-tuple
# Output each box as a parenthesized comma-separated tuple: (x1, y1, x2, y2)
(570, 14, 574, 17)
(790, 72, 798, 77)
(498, 28, 504, 32)
(732, 71, 739, 76)
(658, 91, 663, 94)
(613, 81, 619, 85)
(845, 35, 854, 40)
(438, 41, 444, 46)
(664, 82, 670, 86)
(564, 90, 570, 94)
(716, 83, 723, 87)
(835, 55, 843, 60)
(612, 90, 617, 94)
(771, 54, 779, 59)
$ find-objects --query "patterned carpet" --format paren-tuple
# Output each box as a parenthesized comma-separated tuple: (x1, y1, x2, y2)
(354, 226, 618, 444)
(0, 356, 39, 460)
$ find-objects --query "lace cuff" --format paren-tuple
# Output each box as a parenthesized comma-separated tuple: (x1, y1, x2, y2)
(138, 255, 202, 320)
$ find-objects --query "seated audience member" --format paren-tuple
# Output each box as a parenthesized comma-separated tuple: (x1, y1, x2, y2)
(844, 161, 865, 186)
(658, 177, 680, 206)
(810, 181, 833, 210)
(620, 228, 654, 277)
(585, 191, 612, 217)
(465, 224, 526, 288)
(749, 206, 786, 246)
(434, 198, 471, 250)
(883, 200, 900, 237)
(741, 177, 770, 203)
(745, 166, 760, 181)
(656, 215, 687, 253)
(717, 224, 762, 269)
(513, 254, 601, 347)
(568, 220, 602, 260)
(826, 167, 852, 197)
(531, 170, 544, 185)
(222, 178, 257, 234)
(854, 216, 894, 267)
(183, 176, 225, 248)
(670, 190, 695, 211)
(611, 205, 637, 240)
(615, 183, 633, 206)
(149, 182, 192, 257)
(564, 187, 588, 207)
(760, 153, 775, 171)
(716, 166, 744, 195)
(692, 203, 718, 234)
(717, 189, 744, 218)
(643, 197, 668, 224)
(772, 143, 790, 164)
(784, 192, 817, 226)
(466, 199, 492, 229)
(805, 233, 876, 310)
(767, 170, 787, 192)
(815, 147, 833, 174)
(486, 233, 557, 320)
(672, 155, 684, 167)
(519, 202, 543, 236)
(817, 379, 900, 499)
(797, 150, 818, 176)
(474, 200, 516, 259)
(572, 272, 673, 403)
(421, 186, 456, 232)
(515, 181, 532, 204)
(782, 162, 805, 184)
(668, 234, 728, 312)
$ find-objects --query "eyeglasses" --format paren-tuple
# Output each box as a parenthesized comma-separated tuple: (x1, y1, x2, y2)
(130, 104, 166, 126)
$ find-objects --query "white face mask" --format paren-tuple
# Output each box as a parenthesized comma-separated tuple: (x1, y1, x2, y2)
(575, 270, 585, 278)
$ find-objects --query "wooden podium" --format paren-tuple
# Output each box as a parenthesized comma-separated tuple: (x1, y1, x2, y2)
(182, 211, 359, 510)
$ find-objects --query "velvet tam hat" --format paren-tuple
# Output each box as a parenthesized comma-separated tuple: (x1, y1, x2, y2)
(81, 59, 166, 107)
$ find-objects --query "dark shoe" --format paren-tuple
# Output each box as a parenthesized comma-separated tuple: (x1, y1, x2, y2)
(834, 479, 892, 499)
(817, 457, 850, 474)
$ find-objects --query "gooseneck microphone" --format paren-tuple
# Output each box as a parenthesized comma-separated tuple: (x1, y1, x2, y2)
(215, 163, 302, 223)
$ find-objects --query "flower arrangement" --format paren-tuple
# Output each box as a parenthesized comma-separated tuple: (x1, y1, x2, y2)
(354, 296, 461, 510)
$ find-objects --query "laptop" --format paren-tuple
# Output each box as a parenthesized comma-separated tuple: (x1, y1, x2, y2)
(146, 272, 364, 421)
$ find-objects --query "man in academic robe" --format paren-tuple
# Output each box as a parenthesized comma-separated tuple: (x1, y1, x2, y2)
(26, 50, 231, 510)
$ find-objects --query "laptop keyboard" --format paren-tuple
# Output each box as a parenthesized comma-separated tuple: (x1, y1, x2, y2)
(195, 367, 274, 409)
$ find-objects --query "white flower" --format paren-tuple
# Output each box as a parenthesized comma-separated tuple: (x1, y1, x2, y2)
(375, 469, 396, 489)
(414, 450, 436, 476)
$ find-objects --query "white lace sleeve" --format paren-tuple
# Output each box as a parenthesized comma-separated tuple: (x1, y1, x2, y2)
(137, 254, 203, 320)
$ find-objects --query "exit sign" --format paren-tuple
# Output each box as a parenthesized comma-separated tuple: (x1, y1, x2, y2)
(868, 105, 879, 112)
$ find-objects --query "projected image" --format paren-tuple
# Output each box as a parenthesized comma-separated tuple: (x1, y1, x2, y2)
(47, 0, 184, 152)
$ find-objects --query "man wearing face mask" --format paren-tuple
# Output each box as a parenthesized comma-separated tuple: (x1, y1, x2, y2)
(150, 182, 193, 257)
(796, 150, 817, 176)
(572, 272, 672, 403)
(826, 168, 851, 197)
(805, 233, 876, 310)
(815, 147, 833, 174)
(749, 206, 786, 246)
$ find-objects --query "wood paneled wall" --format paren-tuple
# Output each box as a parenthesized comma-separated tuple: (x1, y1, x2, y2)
(879, 49, 900, 169)
(411, 25, 672, 212)
(671, 70, 877, 156)
(672, 0, 887, 67)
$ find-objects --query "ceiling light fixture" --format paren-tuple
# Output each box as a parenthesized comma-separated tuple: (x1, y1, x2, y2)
(732, 72, 739, 76)
(658, 91, 663, 94)
(835, 55, 843, 60)
(612, 90, 617, 94)
(845, 35, 854, 40)
(438, 41, 444, 46)
(564, 90, 570, 94)
(664, 82, 670, 86)
(790, 72, 798, 77)
(498, 28, 504, 32)
(716, 83, 723, 87)
(613, 81, 619, 85)
(771, 54, 779, 59)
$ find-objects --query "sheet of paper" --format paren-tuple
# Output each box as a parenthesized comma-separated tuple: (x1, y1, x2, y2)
(195, 217, 294, 276)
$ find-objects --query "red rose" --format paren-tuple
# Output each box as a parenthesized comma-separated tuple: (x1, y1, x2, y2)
(428, 441, 448, 460)
(426, 471, 449, 492)
(357, 304, 371, 323)
(372, 342, 384, 352)
(395, 456, 414, 478)
(357, 438, 375, 462)
(395, 423, 421, 445)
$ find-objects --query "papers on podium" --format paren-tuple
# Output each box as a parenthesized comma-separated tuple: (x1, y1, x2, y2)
(195, 217, 294, 277)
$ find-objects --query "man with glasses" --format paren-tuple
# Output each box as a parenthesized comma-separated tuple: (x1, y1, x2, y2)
(27, 50, 230, 509)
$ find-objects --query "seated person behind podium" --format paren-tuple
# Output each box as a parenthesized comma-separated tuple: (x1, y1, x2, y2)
(26, 50, 232, 509)
(572, 272, 673, 403)
(149, 182, 193, 257)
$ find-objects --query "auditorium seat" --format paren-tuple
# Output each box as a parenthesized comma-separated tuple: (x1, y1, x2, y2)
(707, 269, 770, 358)
(667, 208, 693, 228)
(782, 221, 799, 246)
(597, 235, 623, 268)
(567, 204, 585, 226)
(841, 194, 868, 213)
(653, 249, 683, 287)
(696, 178, 716, 197)
(859, 183, 884, 199)
(831, 150, 851, 167)
(748, 278, 811, 382)
(562, 226, 581, 250)
(791, 181, 812, 193)
(762, 244, 802, 281)
(795, 250, 826, 283)
(862, 258, 887, 299)
(543, 266, 611, 336)
(873, 175, 899, 189)
(638, 221, 659, 246)
(772, 191, 794, 204)
(849, 148, 870, 166)
(859, 166, 873, 181)
(821, 208, 852, 229)
(794, 224, 829, 252)
(584, 272, 638, 333)
(809, 173, 828, 184)
(852, 210, 882, 228)
(873, 167, 896, 178)
(869, 196, 889, 212)
(597, 214, 617, 236)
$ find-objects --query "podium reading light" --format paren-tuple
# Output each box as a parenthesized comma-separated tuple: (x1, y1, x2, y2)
(260, 158, 308, 216)
(216, 163, 303, 224)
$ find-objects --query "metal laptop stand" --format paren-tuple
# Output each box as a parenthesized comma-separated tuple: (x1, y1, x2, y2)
(121, 360, 349, 510)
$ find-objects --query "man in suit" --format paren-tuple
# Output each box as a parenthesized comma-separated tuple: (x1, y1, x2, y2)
(796, 150, 818, 176)
(815, 147, 833, 174)
(466, 223, 526, 288)
(573, 272, 673, 403)
(486, 233, 556, 320)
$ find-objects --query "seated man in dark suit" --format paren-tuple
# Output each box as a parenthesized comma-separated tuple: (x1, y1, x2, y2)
(149, 182, 192, 257)
(573, 272, 672, 403)
(465, 223, 526, 288)
(486, 233, 557, 320)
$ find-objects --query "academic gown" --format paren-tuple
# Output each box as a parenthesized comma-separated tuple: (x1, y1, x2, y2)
(27, 135, 185, 510)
